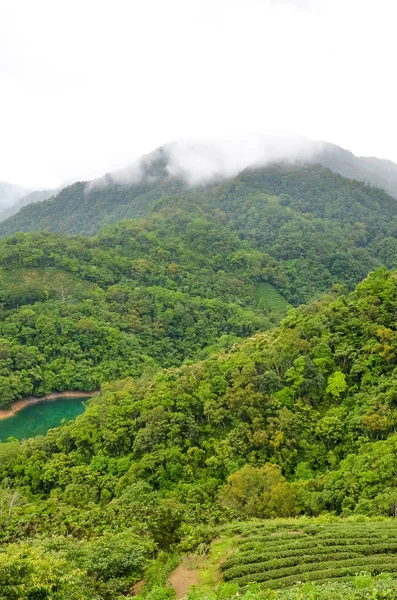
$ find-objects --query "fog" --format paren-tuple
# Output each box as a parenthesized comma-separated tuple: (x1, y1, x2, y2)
(165, 134, 319, 185)
(1, 0, 397, 187)
(88, 134, 322, 190)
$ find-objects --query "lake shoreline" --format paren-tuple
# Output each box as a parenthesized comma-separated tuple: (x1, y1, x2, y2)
(0, 391, 99, 421)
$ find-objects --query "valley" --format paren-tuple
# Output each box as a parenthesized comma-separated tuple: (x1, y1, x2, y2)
(3, 150, 397, 599)
(3, 0, 397, 596)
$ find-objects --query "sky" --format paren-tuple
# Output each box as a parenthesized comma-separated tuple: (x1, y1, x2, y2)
(0, 0, 396, 188)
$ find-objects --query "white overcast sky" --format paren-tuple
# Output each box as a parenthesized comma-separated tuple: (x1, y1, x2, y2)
(0, 0, 396, 187)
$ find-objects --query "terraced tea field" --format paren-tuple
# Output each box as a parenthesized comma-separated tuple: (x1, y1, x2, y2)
(221, 521, 397, 589)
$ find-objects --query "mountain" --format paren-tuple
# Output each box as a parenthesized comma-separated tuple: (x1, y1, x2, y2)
(5, 157, 397, 407)
(2, 139, 397, 239)
(5, 141, 397, 598)
(0, 213, 291, 408)
(0, 188, 56, 222)
(0, 181, 55, 221)
(4, 161, 397, 305)
(312, 140, 397, 198)
(0, 180, 32, 210)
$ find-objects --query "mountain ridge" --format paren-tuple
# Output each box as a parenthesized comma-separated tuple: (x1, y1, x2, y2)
(3, 139, 397, 237)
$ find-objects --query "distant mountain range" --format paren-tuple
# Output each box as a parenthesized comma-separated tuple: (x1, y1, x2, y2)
(312, 141, 397, 198)
(0, 181, 32, 211)
(0, 188, 56, 222)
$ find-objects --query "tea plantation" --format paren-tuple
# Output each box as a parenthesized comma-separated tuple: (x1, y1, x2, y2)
(220, 521, 397, 589)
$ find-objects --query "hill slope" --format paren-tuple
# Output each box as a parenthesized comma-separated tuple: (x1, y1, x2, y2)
(3, 163, 397, 303)
(0, 188, 56, 221)
(0, 212, 290, 408)
(313, 141, 397, 198)
(3, 162, 397, 411)
(3, 269, 397, 596)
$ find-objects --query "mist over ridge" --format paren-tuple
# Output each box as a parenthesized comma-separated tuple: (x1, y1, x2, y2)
(87, 133, 321, 190)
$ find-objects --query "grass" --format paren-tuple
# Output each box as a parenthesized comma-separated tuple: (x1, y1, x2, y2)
(196, 537, 236, 589)
(255, 282, 292, 322)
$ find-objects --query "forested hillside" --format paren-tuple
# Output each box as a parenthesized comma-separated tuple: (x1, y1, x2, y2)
(3, 269, 397, 597)
(4, 141, 397, 238)
(0, 181, 31, 211)
(4, 268, 397, 512)
(0, 188, 56, 222)
(3, 0, 397, 593)
(4, 158, 397, 597)
(313, 141, 397, 198)
(4, 162, 397, 408)
(0, 211, 291, 408)
(3, 163, 397, 305)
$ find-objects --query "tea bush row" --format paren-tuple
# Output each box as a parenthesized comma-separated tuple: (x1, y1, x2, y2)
(230, 555, 397, 587)
(223, 542, 397, 571)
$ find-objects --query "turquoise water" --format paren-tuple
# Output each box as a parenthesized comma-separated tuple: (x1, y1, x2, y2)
(0, 397, 87, 441)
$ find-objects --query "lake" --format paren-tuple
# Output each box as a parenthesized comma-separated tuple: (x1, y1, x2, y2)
(0, 397, 87, 441)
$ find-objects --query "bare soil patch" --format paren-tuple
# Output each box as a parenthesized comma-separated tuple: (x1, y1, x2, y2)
(288, 530, 305, 534)
(169, 564, 200, 598)
(130, 579, 145, 596)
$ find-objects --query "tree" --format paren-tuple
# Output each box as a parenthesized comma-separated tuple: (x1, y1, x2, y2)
(219, 463, 298, 518)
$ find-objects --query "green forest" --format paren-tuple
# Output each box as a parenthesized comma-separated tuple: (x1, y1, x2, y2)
(4, 163, 397, 598)
(3, 163, 397, 407)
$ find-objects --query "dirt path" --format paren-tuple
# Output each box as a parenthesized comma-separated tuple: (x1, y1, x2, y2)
(130, 579, 145, 596)
(0, 390, 99, 421)
(169, 564, 200, 598)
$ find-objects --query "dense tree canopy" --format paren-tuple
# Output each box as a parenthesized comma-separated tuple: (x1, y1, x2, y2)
(3, 163, 397, 408)
(3, 161, 397, 596)
(3, 163, 397, 305)
(0, 212, 290, 408)
(2, 270, 397, 518)
(3, 269, 397, 595)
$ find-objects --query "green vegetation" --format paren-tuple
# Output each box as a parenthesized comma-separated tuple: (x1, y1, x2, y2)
(3, 268, 396, 512)
(4, 162, 397, 306)
(185, 576, 397, 599)
(3, 269, 397, 595)
(255, 283, 292, 321)
(5, 161, 397, 597)
(4, 162, 397, 409)
(0, 530, 154, 599)
(221, 521, 397, 588)
(0, 212, 288, 407)
(315, 141, 397, 199)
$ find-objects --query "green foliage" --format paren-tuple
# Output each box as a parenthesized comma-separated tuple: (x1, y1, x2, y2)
(220, 522, 397, 589)
(185, 576, 397, 599)
(0, 213, 287, 408)
(219, 464, 298, 518)
(4, 161, 397, 597)
(4, 269, 397, 522)
(0, 542, 86, 599)
(147, 502, 184, 551)
(325, 371, 347, 398)
(142, 587, 176, 600)
(0, 532, 152, 599)
(2, 162, 397, 306)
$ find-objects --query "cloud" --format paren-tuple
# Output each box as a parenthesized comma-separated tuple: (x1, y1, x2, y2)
(85, 133, 322, 192)
(164, 133, 318, 184)
(86, 161, 145, 192)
